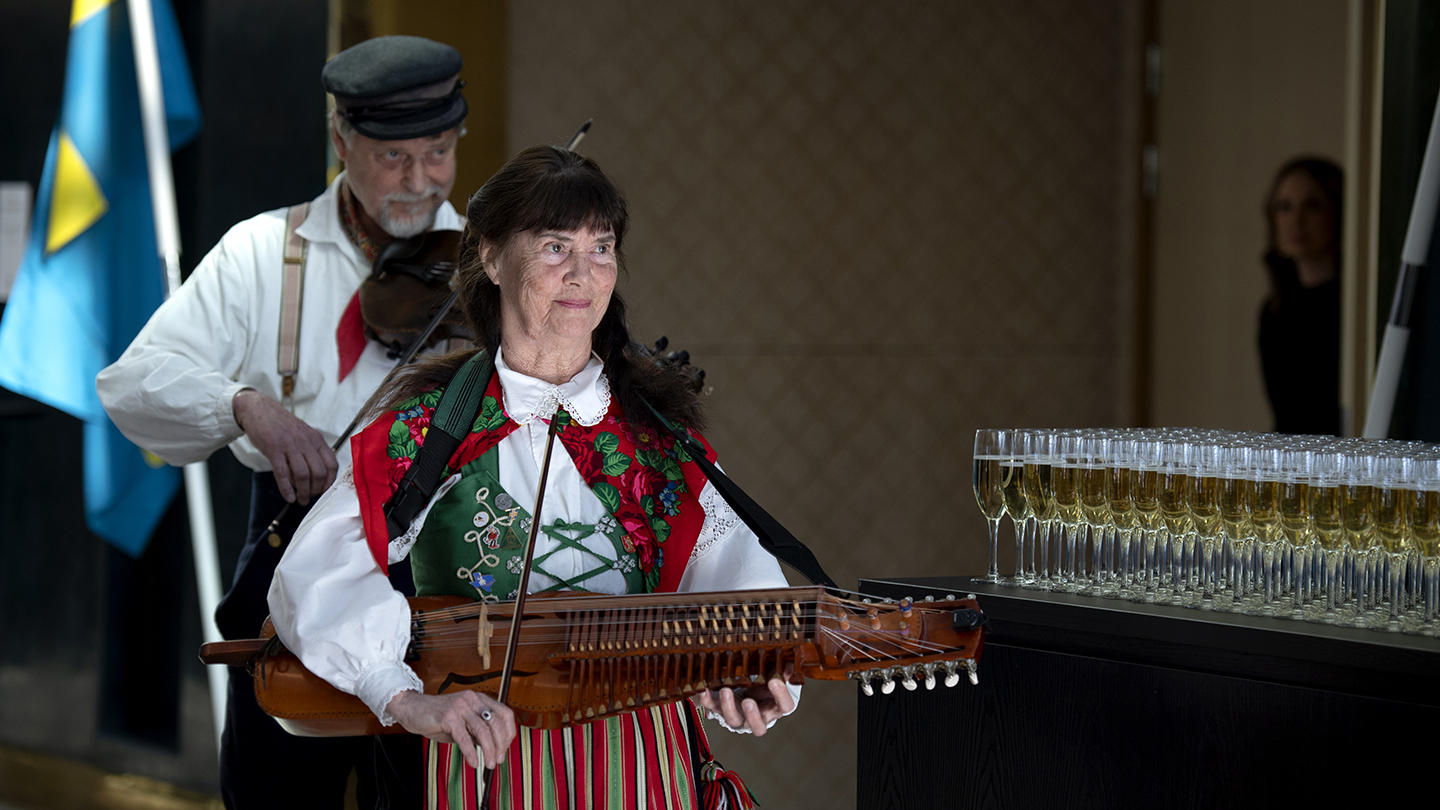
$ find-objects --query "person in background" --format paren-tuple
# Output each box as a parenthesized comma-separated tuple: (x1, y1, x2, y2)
(1258, 156, 1344, 436)
(97, 35, 469, 809)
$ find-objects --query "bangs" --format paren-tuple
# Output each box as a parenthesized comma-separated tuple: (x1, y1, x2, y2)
(511, 169, 627, 245)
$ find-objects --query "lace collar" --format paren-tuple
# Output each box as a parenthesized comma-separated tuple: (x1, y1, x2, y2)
(494, 347, 611, 427)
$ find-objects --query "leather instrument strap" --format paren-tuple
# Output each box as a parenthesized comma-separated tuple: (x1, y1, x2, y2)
(277, 203, 309, 411)
(643, 400, 838, 589)
(382, 351, 495, 540)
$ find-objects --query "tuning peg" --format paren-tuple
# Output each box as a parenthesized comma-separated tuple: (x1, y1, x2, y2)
(923, 663, 937, 690)
(966, 659, 979, 686)
(880, 671, 895, 694)
(901, 666, 918, 691)
(853, 670, 874, 697)
(943, 661, 960, 688)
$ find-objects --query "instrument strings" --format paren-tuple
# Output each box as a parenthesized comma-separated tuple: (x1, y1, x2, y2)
(408, 591, 961, 662)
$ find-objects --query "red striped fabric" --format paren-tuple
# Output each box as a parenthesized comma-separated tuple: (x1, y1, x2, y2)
(422, 703, 708, 810)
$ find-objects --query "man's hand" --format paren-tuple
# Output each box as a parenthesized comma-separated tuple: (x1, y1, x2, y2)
(695, 667, 799, 736)
(386, 690, 517, 769)
(232, 388, 338, 504)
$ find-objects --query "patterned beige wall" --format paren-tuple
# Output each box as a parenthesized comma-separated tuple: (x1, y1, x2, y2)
(509, 2, 1138, 806)
(1151, 0, 1349, 433)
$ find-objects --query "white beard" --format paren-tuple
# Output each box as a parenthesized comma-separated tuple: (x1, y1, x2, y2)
(378, 187, 444, 238)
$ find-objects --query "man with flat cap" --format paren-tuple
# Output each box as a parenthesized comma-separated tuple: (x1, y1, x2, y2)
(98, 35, 468, 809)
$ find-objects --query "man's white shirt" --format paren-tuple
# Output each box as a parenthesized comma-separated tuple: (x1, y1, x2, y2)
(96, 173, 463, 470)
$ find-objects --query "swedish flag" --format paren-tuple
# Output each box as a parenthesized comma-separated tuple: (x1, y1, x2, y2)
(0, 0, 200, 556)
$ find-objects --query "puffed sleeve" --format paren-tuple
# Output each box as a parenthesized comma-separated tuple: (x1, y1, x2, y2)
(267, 467, 423, 724)
(678, 479, 790, 592)
(679, 477, 802, 732)
(96, 221, 266, 465)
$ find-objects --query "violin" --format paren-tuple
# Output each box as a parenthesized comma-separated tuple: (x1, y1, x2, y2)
(361, 229, 473, 358)
(199, 586, 985, 735)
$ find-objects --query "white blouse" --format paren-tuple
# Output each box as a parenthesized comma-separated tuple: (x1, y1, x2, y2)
(268, 348, 796, 728)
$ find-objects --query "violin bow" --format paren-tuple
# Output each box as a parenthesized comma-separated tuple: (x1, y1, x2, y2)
(259, 291, 459, 537)
(479, 412, 562, 807)
(566, 118, 593, 151)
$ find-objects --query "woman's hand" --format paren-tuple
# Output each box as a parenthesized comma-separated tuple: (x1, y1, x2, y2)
(695, 667, 799, 737)
(385, 690, 517, 769)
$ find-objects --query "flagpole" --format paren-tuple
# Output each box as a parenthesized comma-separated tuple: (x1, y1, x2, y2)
(127, 0, 228, 753)
(1363, 87, 1440, 439)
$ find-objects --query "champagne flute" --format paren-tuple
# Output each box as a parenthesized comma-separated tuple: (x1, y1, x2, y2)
(1339, 451, 1377, 627)
(1132, 438, 1164, 602)
(1107, 437, 1138, 598)
(1248, 444, 1283, 615)
(1189, 442, 1223, 607)
(1218, 443, 1253, 612)
(1412, 457, 1440, 633)
(1278, 447, 1314, 619)
(1372, 454, 1412, 629)
(1024, 431, 1059, 589)
(1000, 430, 1033, 585)
(1080, 434, 1112, 594)
(1157, 440, 1193, 605)
(1309, 450, 1345, 622)
(1052, 434, 1085, 592)
(973, 429, 1008, 582)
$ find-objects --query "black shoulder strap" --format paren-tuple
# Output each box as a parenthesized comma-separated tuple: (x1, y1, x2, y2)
(382, 351, 494, 540)
(642, 401, 838, 589)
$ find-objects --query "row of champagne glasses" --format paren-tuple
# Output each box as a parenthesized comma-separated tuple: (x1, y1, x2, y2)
(972, 427, 1440, 634)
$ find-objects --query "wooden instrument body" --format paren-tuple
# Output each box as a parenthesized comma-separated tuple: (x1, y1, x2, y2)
(199, 587, 984, 737)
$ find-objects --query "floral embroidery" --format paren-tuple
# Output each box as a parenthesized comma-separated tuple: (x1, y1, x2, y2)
(381, 374, 516, 499)
(657, 481, 683, 516)
(553, 407, 705, 589)
(623, 422, 664, 452)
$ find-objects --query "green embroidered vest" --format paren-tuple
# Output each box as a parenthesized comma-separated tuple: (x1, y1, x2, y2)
(408, 440, 644, 600)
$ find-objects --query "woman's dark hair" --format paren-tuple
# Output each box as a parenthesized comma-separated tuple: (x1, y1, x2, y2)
(1262, 156, 1343, 310)
(365, 145, 705, 430)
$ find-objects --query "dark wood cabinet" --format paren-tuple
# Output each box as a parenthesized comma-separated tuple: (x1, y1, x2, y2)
(857, 577, 1440, 809)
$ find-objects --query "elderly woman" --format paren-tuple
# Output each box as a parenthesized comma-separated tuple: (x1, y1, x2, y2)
(269, 145, 797, 809)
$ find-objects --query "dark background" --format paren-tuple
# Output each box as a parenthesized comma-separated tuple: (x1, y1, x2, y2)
(0, 0, 327, 761)
(1381, 1, 1440, 441)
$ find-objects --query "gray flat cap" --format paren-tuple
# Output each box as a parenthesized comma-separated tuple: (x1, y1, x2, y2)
(323, 36, 467, 140)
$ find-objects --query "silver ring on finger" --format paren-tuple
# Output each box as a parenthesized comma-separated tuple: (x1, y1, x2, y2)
(481, 709, 493, 722)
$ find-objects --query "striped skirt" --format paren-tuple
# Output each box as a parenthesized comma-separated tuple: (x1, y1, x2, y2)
(423, 701, 733, 810)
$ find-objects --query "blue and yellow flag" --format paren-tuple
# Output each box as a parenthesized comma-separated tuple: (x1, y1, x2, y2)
(0, 0, 200, 556)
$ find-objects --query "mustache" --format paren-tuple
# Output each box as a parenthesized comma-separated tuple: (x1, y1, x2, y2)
(383, 186, 446, 205)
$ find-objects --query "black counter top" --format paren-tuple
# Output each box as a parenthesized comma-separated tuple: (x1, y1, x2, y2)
(861, 576, 1440, 706)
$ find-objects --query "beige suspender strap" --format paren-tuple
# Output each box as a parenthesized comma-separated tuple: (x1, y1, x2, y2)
(277, 202, 309, 410)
